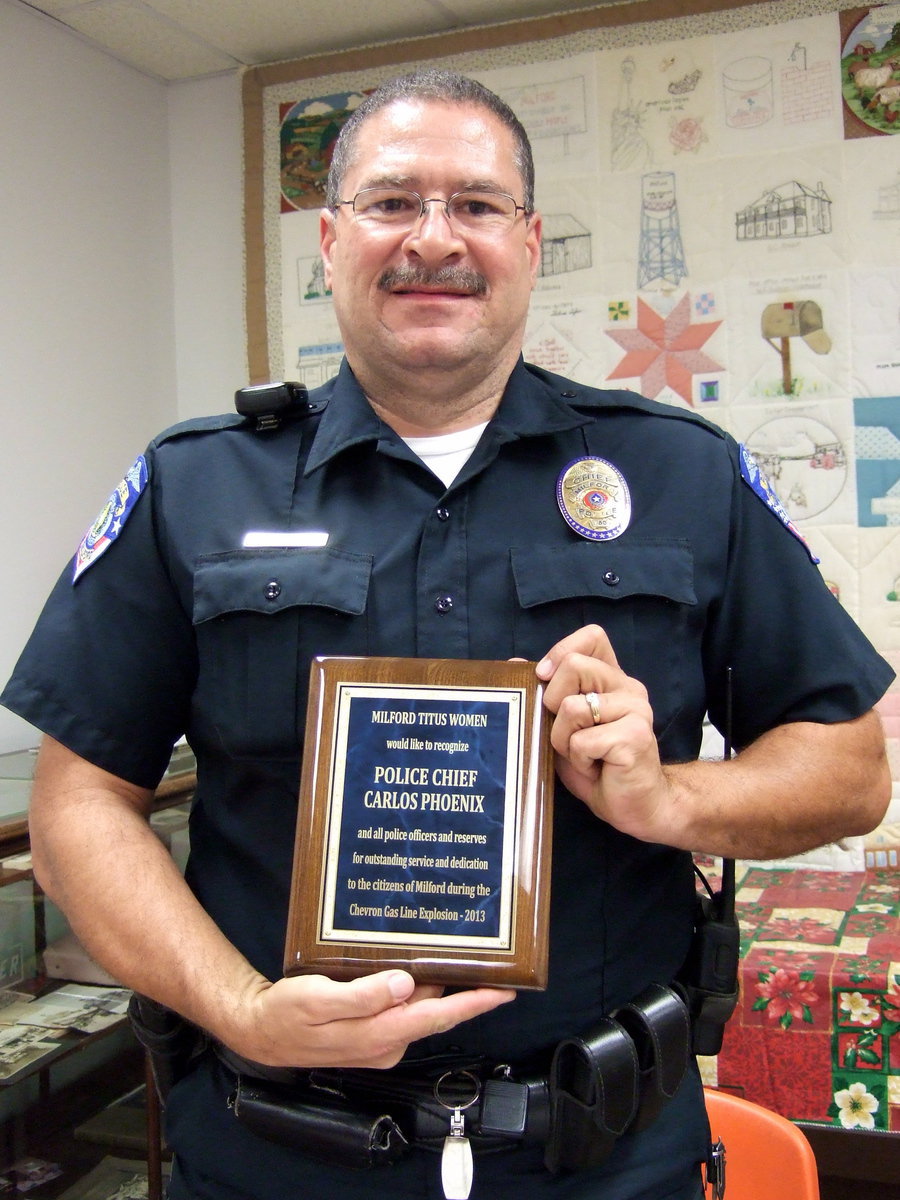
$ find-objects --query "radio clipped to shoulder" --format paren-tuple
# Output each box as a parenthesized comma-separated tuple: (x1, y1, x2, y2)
(235, 381, 310, 431)
(676, 670, 740, 1057)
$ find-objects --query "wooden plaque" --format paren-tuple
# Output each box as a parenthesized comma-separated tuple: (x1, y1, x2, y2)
(284, 657, 554, 989)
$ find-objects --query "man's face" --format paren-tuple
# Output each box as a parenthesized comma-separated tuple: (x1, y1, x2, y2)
(320, 99, 542, 387)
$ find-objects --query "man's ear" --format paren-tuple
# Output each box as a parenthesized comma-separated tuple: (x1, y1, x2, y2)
(319, 208, 336, 290)
(526, 212, 543, 290)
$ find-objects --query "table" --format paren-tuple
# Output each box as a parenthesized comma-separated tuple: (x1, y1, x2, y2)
(701, 863, 900, 1135)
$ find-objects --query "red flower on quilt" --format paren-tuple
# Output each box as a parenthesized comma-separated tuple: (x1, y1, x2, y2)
(846, 912, 894, 937)
(605, 294, 722, 406)
(835, 954, 890, 986)
(754, 967, 821, 1029)
(758, 915, 837, 944)
(758, 948, 825, 974)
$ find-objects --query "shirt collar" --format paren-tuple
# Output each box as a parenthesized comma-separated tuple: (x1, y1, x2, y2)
(490, 358, 593, 442)
(303, 359, 383, 476)
(303, 356, 589, 476)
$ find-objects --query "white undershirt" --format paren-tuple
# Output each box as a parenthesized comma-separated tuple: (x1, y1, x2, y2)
(402, 422, 489, 488)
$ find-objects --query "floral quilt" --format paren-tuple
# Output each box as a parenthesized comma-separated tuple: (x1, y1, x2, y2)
(698, 864, 900, 1131)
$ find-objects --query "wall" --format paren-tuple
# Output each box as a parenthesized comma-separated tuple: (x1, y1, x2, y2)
(0, 3, 178, 752)
(168, 72, 247, 420)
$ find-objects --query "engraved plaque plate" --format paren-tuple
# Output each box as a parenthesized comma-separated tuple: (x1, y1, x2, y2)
(284, 657, 554, 989)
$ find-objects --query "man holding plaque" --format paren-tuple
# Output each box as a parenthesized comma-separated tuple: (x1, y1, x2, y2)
(2, 69, 893, 1200)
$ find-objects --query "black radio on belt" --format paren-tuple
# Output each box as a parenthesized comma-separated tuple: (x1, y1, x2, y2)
(675, 670, 740, 1057)
(676, 864, 739, 1056)
(235, 381, 310, 431)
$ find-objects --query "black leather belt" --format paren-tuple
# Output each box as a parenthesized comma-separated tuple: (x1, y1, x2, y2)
(218, 982, 692, 1174)
(223, 1051, 548, 1167)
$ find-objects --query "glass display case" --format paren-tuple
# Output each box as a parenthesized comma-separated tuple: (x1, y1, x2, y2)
(0, 745, 194, 1197)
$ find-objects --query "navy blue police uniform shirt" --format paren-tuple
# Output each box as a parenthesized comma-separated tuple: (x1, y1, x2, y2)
(1, 358, 894, 1196)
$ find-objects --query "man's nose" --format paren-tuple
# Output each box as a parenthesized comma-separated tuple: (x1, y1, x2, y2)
(403, 201, 466, 260)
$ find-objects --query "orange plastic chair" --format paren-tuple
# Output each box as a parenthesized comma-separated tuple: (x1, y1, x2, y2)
(703, 1088, 820, 1199)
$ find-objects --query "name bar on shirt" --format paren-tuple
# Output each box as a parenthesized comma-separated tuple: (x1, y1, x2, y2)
(242, 531, 329, 548)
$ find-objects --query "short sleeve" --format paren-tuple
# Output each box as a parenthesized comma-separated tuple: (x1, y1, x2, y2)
(1, 448, 197, 787)
(703, 440, 894, 748)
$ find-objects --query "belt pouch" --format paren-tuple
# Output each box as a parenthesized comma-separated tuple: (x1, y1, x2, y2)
(612, 983, 691, 1133)
(229, 1075, 408, 1169)
(480, 1074, 549, 1146)
(127, 993, 206, 1104)
(544, 1018, 638, 1174)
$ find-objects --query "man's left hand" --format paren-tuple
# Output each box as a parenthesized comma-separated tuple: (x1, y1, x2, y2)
(536, 624, 672, 842)
(535, 624, 892, 859)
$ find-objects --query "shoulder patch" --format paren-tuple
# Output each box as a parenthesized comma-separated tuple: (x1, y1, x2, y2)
(72, 455, 148, 582)
(739, 444, 819, 563)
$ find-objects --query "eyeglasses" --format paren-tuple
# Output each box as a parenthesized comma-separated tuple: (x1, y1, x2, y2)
(334, 188, 528, 233)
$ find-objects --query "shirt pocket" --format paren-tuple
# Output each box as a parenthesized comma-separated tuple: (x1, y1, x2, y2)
(191, 548, 373, 759)
(510, 540, 696, 738)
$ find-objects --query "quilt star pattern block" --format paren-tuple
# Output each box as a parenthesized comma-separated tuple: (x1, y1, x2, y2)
(605, 294, 723, 405)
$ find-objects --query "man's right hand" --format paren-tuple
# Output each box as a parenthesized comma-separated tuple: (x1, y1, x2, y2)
(229, 970, 515, 1069)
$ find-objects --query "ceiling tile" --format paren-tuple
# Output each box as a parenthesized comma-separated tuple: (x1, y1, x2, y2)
(143, 0, 460, 64)
(23, 0, 93, 14)
(440, 0, 628, 19)
(18, 0, 659, 81)
(55, 1, 241, 79)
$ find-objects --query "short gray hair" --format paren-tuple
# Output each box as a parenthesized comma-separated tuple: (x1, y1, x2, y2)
(325, 69, 535, 214)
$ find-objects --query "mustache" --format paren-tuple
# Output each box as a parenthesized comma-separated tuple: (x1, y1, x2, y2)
(378, 265, 488, 296)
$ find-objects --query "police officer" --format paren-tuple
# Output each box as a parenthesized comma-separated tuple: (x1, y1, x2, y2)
(2, 71, 893, 1200)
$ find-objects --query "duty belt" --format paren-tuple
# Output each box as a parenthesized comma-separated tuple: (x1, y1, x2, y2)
(217, 982, 692, 1176)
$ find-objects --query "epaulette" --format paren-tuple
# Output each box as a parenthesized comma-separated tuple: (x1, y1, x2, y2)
(151, 382, 329, 449)
(151, 412, 246, 449)
(526, 363, 726, 440)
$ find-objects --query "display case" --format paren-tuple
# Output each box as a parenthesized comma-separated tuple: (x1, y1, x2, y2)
(0, 746, 194, 1198)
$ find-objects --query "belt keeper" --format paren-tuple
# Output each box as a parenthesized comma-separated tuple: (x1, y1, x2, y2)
(611, 983, 690, 1133)
(544, 1017, 638, 1174)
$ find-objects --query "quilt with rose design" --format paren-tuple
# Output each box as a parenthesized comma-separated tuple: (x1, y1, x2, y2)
(697, 863, 900, 1133)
